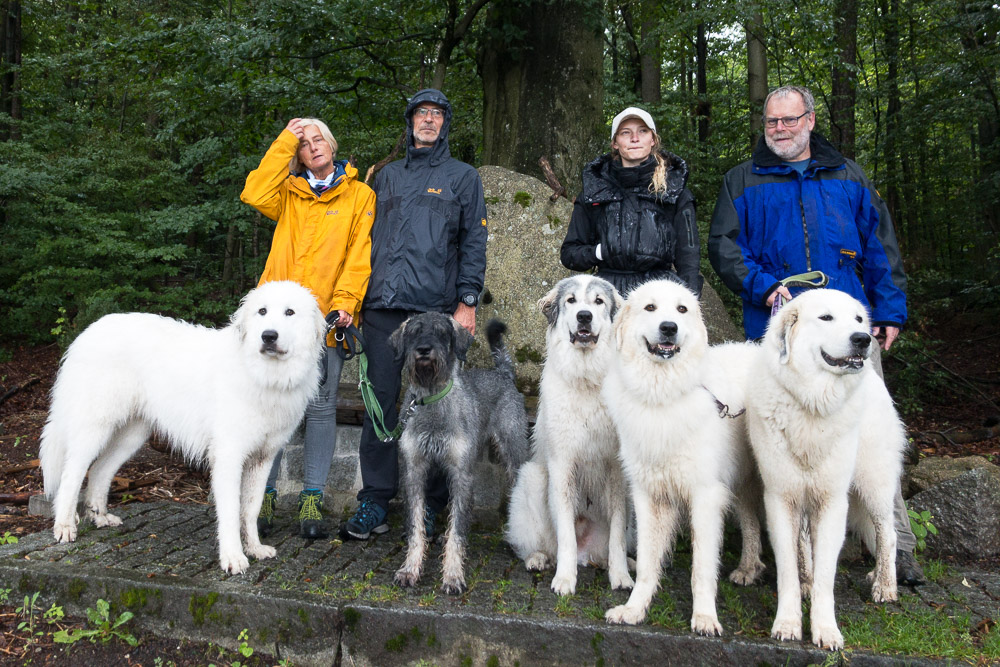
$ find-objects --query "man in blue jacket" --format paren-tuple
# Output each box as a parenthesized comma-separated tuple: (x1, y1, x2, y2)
(340, 88, 488, 541)
(708, 85, 924, 585)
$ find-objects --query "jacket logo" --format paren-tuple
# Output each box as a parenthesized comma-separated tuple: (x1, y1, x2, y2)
(327, 210, 339, 215)
(481, 218, 487, 227)
(427, 188, 442, 195)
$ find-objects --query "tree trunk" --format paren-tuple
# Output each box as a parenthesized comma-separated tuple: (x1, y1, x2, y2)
(639, 0, 661, 103)
(746, 11, 767, 149)
(0, 0, 22, 140)
(618, 2, 642, 96)
(881, 0, 903, 246)
(431, 0, 491, 90)
(830, 0, 857, 159)
(481, 0, 604, 196)
(696, 20, 709, 142)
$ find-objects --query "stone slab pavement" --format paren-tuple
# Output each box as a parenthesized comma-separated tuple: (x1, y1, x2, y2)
(2, 501, 997, 666)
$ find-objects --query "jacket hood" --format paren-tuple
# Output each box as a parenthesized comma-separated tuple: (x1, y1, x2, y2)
(581, 149, 689, 204)
(405, 88, 452, 167)
(287, 160, 357, 199)
(752, 131, 846, 170)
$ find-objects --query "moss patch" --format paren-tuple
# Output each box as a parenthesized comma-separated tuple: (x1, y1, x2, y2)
(188, 591, 219, 627)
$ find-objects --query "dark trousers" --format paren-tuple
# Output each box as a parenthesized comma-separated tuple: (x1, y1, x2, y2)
(358, 308, 449, 513)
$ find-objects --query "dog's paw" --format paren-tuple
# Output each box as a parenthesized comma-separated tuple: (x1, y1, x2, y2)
(219, 550, 250, 575)
(441, 575, 467, 596)
(691, 613, 723, 637)
(90, 512, 122, 528)
(395, 566, 421, 588)
(550, 573, 576, 596)
(53, 522, 77, 543)
(812, 623, 844, 651)
(869, 575, 898, 603)
(770, 617, 802, 642)
(246, 544, 277, 561)
(605, 604, 644, 625)
(609, 569, 634, 591)
(524, 552, 551, 571)
(728, 560, 765, 586)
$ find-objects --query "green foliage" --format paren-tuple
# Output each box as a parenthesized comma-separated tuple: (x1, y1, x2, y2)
(52, 598, 138, 647)
(0, 531, 18, 545)
(908, 509, 939, 553)
(512, 191, 532, 207)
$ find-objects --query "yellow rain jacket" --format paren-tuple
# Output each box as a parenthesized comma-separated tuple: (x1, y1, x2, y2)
(241, 129, 376, 346)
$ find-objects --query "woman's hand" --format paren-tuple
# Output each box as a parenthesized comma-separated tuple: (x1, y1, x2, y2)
(285, 118, 305, 140)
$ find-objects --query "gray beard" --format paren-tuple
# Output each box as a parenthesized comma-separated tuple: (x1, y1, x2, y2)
(766, 131, 811, 161)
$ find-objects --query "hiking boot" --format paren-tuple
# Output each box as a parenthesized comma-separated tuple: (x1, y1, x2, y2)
(298, 490, 329, 540)
(897, 549, 926, 586)
(424, 505, 438, 539)
(340, 498, 388, 540)
(256, 487, 277, 538)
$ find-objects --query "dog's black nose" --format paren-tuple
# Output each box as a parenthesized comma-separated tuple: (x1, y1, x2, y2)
(851, 332, 871, 349)
(416, 344, 432, 356)
(659, 321, 678, 337)
(576, 310, 592, 325)
(261, 330, 278, 344)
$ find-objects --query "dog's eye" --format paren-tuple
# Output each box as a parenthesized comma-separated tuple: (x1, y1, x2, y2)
(644, 304, 656, 312)
(855, 315, 863, 323)
(819, 314, 833, 321)
(258, 307, 267, 316)
(285, 308, 295, 316)
(594, 296, 604, 305)
(677, 305, 687, 314)
(567, 296, 576, 304)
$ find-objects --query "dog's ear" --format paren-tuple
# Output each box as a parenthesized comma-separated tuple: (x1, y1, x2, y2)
(230, 290, 253, 342)
(537, 285, 561, 327)
(614, 302, 631, 351)
(776, 304, 799, 365)
(451, 318, 473, 362)
(390, 317, 410, 363)
(608, 287, 624, 322)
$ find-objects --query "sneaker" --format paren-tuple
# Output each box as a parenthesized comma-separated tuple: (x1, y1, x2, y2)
(257, 487, 277, 538)
(340, 498, 388, 540)
(424, 505, 438, 539)
(298, 490, 329, 540)
(896, 549, 926, 586)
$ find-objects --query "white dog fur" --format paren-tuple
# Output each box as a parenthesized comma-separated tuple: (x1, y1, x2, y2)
(603, 279, 764, 633)
(505, 275, 633, 596)
(748, 288, 904, 650)
(40, 280, 327, 574)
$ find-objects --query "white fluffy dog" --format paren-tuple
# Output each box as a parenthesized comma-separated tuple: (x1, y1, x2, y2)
(603, 280, 764, 633)
(40, 280, 327, 574)
(505, 275, 633, 596)
(748, 289, 904, 650)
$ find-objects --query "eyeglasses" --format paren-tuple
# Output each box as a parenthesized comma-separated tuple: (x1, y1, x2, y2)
(414, 107, 444, 119)
(764, 111, 810, 129)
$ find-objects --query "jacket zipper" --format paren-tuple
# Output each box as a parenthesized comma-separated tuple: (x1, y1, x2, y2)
(798, 176, 812, 270)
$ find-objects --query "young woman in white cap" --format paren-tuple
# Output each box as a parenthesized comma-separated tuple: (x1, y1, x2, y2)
(561, 107, 701, 297)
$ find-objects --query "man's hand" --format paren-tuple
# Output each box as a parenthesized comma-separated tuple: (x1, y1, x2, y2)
(325, 310, 352, 329)
(872, 325, 899, 351)
(453, 303, 476, 335)
(285, 118, 305, 140)
(765, 285, 792, 307)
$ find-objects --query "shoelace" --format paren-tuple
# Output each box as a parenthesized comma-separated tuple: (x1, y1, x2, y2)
(259, 491, 276, 519)
(299, 494, 323, 521)
(355, 500, 382, 528)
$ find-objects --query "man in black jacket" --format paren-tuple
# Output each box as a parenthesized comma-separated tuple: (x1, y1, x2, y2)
(341, 88, 488, 540)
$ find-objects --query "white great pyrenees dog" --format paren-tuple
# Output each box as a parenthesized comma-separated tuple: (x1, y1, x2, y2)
(505, 275, 633, 596)
(603, 279, 764, 633)
(40, 280, 327, 574)
(749, 288, 904, 650)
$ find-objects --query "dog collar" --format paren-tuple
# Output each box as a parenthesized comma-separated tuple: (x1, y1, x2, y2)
(383, 379, 455, 443)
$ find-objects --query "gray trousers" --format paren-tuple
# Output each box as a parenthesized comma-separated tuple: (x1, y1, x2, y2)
(266, 345, 345, 491)
(871, 343, 916, 553)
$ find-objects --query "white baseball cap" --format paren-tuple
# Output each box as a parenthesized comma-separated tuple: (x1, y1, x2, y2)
(611, 107, 656, 138)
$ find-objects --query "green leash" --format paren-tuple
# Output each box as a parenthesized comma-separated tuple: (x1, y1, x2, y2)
(338, 325, 454, 443)
(771, 270, 830, 315)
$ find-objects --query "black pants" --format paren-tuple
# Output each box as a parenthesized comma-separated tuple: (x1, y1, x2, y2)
(357, 308, 449, 513)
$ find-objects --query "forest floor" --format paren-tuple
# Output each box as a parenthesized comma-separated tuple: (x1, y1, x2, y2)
(0, 298, 997, 665)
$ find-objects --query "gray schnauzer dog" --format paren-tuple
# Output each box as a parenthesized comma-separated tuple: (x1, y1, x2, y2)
(390, 312, 529, 595)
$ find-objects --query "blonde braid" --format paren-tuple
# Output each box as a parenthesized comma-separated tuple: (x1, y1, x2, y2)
(648, 134, 668, 197)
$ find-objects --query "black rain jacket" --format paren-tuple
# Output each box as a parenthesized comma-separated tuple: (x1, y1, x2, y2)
(561, 150, 701, 297)
(364, 89, 488, 313)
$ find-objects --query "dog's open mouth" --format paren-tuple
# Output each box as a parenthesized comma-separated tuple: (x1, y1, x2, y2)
(645, 338, 679, 358)
(260, 343, 285, 357)
(821, 350, 865, 370)
(570, 328, 597, 345)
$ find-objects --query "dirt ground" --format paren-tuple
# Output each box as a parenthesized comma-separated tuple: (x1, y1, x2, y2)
(0, 305, 997, 665)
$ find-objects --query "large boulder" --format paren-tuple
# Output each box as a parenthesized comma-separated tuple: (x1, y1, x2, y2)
(906, 455, 996, 495)
(907, 464, 1000, 558)
(469, 165, 742, 388)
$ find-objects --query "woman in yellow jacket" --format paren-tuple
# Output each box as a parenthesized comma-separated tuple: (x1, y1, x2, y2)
(241, 117, 375, 539)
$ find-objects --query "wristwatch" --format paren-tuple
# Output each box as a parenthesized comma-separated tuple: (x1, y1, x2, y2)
(461, 293, 478, 308)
